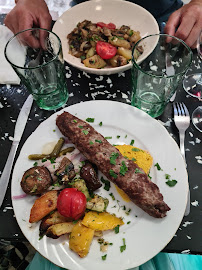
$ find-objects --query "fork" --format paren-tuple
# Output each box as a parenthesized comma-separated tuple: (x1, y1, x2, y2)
(173, 102, 190, 216)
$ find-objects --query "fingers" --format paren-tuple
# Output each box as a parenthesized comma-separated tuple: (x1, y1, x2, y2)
(17, 16, 41, 48)
(4, 0, 52, 49)
(165, 3, 202, 48)
(38, 13, 52, 49)
(164, 9, 181, 42)
(4, 12, 19, 34)
(20, 30, 41, 48)
(173, 13, 199, 48)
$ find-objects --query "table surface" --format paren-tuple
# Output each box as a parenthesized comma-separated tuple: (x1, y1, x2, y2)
(0, 14, 202, 257)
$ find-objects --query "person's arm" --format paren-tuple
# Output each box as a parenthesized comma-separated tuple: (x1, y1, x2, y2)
(164, 0, 202, 48)
(4, 0, 52, 47)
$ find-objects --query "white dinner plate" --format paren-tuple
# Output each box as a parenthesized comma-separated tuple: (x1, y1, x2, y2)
(11, 101, 188, 270)
(52, 0, 159, 75)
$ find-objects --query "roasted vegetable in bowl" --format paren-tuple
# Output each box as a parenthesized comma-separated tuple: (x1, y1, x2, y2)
(67, 20, 143, 69)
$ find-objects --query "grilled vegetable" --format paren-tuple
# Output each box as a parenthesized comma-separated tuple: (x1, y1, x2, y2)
(82, 211, 124, 231)
(69, 221, 94, 258)
(96, 22, 116, 29)
(108, 55, 127, 67)
(29, 190, 58, 223)
(96, 41, 117, 59)
(21, 166, 52, 195)
(108, 36, 130, 49)
(117, 47, 132, 60)
(55, 157, 76, 184)
(86, 194, 109, 212)
(46, 222, 75, 239)
(83, 55, 106, 69)
(86, 47, 96, 59)
(39, 210, 72, 236)
(57, 188, 86, 220)
(80, 161, 101, 192)
(71, 179, 90, 199)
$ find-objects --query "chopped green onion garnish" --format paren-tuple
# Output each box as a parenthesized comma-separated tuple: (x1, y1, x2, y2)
(95, 139, 102, 143)
(109, 169, 118, 179)
(120, 238, 126, 252)
(110, 152, 119, 165)
(114, 225, 120, 234)
(130, 139, 135, 146)
(134, 168, 142, 174)
(119, 161, 128, 176)
(86, 118, 94, 123)
(82, 130, 89, 135)
(154, 163, 162, 171)
(166, 180, 177, 187)
(100, 177, 111, 191)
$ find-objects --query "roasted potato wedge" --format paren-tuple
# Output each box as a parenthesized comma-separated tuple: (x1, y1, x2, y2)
(69, 221, 94, 258)
(108, 55, 127, 67)
(117, 47, 132, 60)
(29, 190, 58, 223)
(46, 222, 75, 239)
(108, 36, 130, 49)
(39, 210, 72, 236)
(83, 55, 106, 69)
(82, 211, 124, 231)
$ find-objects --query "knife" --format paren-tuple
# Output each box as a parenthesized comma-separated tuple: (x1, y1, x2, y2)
(0, 94, 33, 207)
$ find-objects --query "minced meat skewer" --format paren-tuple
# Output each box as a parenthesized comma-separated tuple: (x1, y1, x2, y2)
(56, 112, 170, 218)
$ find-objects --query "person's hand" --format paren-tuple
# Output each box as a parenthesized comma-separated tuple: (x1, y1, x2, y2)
(164, 0, 202, 48)
(4, 0, 52, 48)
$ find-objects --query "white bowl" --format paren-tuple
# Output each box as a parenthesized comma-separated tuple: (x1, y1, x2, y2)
(53, 0, 159, 75)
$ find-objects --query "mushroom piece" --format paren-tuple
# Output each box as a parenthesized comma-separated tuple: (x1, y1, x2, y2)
(102, 27, 112, 37)
(21, 166, 52, 195)
(80, 161, 102, 192)
(54, 157, 76, 184)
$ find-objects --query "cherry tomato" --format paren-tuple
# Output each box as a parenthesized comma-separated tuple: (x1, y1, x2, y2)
(96, 22, 106, 28)
(96, 22, 116, 29)
(57, 188, 86, 220)
(106, 23, 116, 29)
(96, 41, 117, 60)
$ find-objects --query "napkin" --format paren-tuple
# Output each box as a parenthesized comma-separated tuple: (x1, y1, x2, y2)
(0, 25, 20, 85)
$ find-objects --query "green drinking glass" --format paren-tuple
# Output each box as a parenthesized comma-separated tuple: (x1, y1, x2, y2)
(131, 34, 192, 118)
(4, 28, 69, 111)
